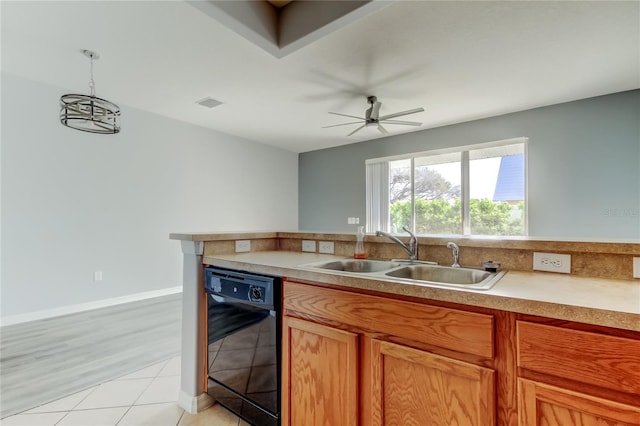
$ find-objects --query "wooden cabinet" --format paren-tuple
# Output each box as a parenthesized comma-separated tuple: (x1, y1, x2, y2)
(517, 321, 640, 426)
(367, 338, 494, 426)
(281, 316, 358, 426)
(282, 280, 497, 426)
(518, 379, 640, 426)
(281, 281, 640, 426)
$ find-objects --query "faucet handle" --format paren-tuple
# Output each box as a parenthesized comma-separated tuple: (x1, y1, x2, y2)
(402, 226, 416, 241)
(402, 226, 419, 260)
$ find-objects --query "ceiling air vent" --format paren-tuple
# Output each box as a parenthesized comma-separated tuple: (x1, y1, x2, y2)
(196, 97, 223, 108)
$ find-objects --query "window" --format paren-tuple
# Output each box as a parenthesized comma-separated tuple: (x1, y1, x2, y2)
(366, 138, 527, 236)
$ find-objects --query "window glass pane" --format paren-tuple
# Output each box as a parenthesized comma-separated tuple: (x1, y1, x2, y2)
(389, 159, 412, 233)
(367, 139, 528, 238)
(414, 153, 462, 235)
(469, 144, 525, 236)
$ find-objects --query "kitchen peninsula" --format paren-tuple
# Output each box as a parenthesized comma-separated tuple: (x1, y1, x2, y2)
(171, 231, 640, 426)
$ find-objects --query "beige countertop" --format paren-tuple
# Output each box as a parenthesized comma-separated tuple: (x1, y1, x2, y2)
(203, 251, 640, 332)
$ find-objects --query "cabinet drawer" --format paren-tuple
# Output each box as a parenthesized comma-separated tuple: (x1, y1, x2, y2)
(284, 281, 494, 358)
(517, 321, 640, 394)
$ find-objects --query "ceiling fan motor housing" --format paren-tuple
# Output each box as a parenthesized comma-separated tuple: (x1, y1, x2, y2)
(366, 96, 381, 122)
(325, 95, 424, 136)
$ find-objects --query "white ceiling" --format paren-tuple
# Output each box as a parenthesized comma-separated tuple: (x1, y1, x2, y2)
(2, 1, 638, 153)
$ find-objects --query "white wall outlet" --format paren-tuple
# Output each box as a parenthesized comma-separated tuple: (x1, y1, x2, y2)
(347, 217, 360, 225)
(533, 252, 571, 274)
(633, 257, 640, 279)
(302, 240, 316, 252)
(94, 271, 103, 282)
(235, 240, 251, 253)
(319, 241, 335, 254)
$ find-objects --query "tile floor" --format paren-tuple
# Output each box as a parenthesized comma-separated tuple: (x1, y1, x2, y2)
(1, 356, 249, 426)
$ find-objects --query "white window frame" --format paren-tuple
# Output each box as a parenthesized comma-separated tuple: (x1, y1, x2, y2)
(366, 137, 528, 236)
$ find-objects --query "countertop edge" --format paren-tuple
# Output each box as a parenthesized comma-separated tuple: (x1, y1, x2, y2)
(170, 232, 279, 241)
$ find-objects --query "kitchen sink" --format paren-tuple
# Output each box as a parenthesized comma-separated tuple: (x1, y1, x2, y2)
(302, 259, 402, 273)
(385, 264, 505, 289)
(300, 259, 505, 290)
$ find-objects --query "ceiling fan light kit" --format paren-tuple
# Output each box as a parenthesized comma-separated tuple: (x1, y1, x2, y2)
(324, 95, 424, 137)
(60, 50, 121, 134)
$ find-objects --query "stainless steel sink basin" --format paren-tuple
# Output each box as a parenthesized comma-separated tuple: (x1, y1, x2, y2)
(299, 259, 505, 290)
(303, 259, 402, 273)
(385, 264, 505, 289)
(386, 265, 489, 283)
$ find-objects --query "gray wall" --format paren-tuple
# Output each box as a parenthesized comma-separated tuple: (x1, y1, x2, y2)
(299, 90, 640, 240)
(2, 73, 298, 319)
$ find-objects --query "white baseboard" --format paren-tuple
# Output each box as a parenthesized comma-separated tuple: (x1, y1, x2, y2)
(178, 390, 214, 414)
(1, 286, 183, 326)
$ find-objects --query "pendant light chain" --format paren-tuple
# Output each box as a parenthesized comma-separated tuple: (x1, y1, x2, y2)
(88, 52, 96, 97)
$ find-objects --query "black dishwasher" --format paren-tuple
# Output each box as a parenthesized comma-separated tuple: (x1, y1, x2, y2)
(204, 266, 281, 426)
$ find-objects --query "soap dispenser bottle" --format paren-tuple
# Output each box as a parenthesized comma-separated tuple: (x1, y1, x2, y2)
(354, 226, 367, 259)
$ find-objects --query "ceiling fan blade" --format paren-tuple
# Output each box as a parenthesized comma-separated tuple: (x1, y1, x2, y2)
(322, 121, 363, 128)
(378, 107, 424, 121)
(347, 124, 366, 137)
(377, 124, 388, 135)
(379, 119, 422, 126)
(329, 112, 365, 120)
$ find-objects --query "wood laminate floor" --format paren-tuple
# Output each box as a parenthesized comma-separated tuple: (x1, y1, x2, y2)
(1, 293, 182, 419)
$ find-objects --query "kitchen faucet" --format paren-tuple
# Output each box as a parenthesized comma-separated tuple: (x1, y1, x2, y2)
(447, 242, 460, 268)
(375, 226, 419, 261)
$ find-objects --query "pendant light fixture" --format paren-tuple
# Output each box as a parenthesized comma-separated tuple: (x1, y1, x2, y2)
(60, 50, 121, 134)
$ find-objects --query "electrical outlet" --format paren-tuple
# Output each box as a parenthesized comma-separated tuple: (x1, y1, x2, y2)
(347, 217, 360, 225)
(235, 240, 251, 252)
(533, 252, 571, 274)
(633, 257, 640, 279)
(319, 241, 335, 254)
(302, 240, 316, 252)
(94, 271, 103, 282)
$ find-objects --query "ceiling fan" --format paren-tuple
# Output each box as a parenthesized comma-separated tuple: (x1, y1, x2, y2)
(323, 96, 424, 136)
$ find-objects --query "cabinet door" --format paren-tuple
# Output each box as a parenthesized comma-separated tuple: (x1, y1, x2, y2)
(368, 338, 494, 426)
(518, 378, 640, 426)
(282, 316, 358, 426)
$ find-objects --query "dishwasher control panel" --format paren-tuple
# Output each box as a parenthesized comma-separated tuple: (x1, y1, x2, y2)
(204, 267, 276, 308)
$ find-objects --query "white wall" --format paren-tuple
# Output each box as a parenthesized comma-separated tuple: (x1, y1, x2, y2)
(299, 90, 640, 240)
(1, 72, 298, 319)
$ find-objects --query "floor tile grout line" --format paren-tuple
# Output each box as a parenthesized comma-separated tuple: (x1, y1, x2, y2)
(13, 384, 99, 417)
(127, 376, 157, 409)
(63, 403, 149, 412)
(5, 399, 247, 425)
(68, 385, 99, 412)
(114, 404, 133, 426)
(61, 356, 178, 415)
(126, 357, 182, 408)
(53, 410, 70, 426)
